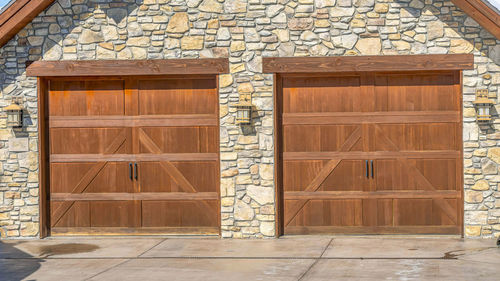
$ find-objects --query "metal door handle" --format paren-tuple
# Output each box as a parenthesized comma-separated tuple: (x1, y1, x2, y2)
(365, 160, 369, 178)
(134, 163, 138, 180)
(129, 163, 133, 180)
(371, 160, 374, 179)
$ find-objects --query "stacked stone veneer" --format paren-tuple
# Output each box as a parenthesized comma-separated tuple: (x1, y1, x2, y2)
(0, 0, 499, 238)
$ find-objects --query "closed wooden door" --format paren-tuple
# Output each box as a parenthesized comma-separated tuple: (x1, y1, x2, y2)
(279, 72, 462, 235)
(48, 76, 219, 235)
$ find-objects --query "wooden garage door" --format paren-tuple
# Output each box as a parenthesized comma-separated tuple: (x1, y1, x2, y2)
(48, 76, 219, 235)
(279, 71, 462, 235)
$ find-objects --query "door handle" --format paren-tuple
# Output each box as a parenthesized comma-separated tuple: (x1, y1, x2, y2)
(134, 162, 138, 180)
(365, 160, 369, 178)
(371, 160, 374, 179)
(129, 163, 133, 180)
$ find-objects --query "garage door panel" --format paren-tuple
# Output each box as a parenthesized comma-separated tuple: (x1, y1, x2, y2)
(283, 76, 363, 113)
(139, 161, 218, 193)
(286, 199, 363, 227)
(49, 80, 125, 116)
(51, 201, 90, 228)
(362, 199, 393, 227)
(375, 73, 458, 112)
(90, 201, 141, 227)
(138, 79, 217, 115)
(375, 159, 457, 191)
(394, 199, 457, 226)
(50, 128, 132, 154)
(280, 72, 462, 235)
(50, 162, 134, 193)
(48, 76, 220, 235)
(142, 200, 219, 227)
(139, 127, 218, 153)
(372, 123, 458, 151)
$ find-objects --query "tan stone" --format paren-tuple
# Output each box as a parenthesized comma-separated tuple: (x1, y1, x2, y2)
(220, 74, 233, 88)
(450, 39, 474, 54)
(221, 168, 238, 177)
(355, 38, 381, 55)
(260, 221, 275, 236)
(220, 105, 229, 118)
(236, 175, 252, 184)
(465, 225, 481, 236)
(221, 178, 235, 197)
(199, 0, 223, 13)
(315, 19, 330, 28)
(166, 13, 189, 33)
(464, 107, 476, 117)
(471, 180, 490, 191)
(288, 18, 313, 30)
(127, 37, 150, 47)
(230, 41, 245, 52)
(427, 21, 444, 41)
(5, 192, 20, 199)
(272, 29, 289, 42)
(221, 197, 234, 207)
(351, 19, 365, 27)
(393, 40, 411, 51)
(247, 185, 274, 205)
(181, 36, 204, 50)
(237, 82, 254, 94)
(230, 63, 245, 73)
(488, 147, 500, 164)
(20, 222, 38, 237)
(207, 19, 219, 29)
(259, 164, 273, 180)
(465, 190, 483, 203)
(234, 200, 255, 220)
(238, 135, 258, 144)
(0, 213, 9, 220)
(374, 3, 389, 13)
(79, 29, 104, 44)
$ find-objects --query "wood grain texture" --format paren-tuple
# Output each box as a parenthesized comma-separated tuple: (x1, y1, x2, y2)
(46, 76, 220, 234)
(451, 0, 500, 39)
(277, 71, 463, 235)
(263, 54, 474, 73)
(26, 59, 229, 76)
(0, 0, 55, 47)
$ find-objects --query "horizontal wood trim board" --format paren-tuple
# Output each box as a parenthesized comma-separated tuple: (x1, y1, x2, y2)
(50, 153, 218, 162)
(284, 190, 461, 200)
(49, 115, 218, 128)
(51, 227, 220, 236)
(283, 151, 460, 160)
(283, 111, 460, 125)
(263, 54, 474, 73)
(284, 226, 461, 235)
(51, 192, 218, 201)
(26, 58, 229, 76)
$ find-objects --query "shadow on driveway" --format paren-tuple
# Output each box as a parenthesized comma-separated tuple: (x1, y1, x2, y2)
(0, 240, 43, 281)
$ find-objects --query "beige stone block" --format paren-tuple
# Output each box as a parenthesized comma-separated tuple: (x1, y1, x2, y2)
(259, 164, 273, 181)
(0, 213, 9, 220)
(181, 36, 204, 50)
(247, 185, 274, 205)
(351, 19, 365, 27)
(374, 3, 388, 13)
(427, 21, 444, 41)
(130, 47, 147, 59)
(471, 180, 490, 191)
(20, 206, 38, 216)
(315, 19, 330, 28)
(236, 175, 252, 184)
(5, 192, 21, 199)
(237, 82, 254, 94)
(230, 41, 245, 52)
(20, 222, 38, 237)
(221, 152, 237, 160)
(465, 190, 483, 203)
(260, 221, 275, 236)
(221, 168, 238, 177)
(166, 13, 189, 33)
(230, 63, 245, 73)
(450, 39, 474, 54)
(234, 200, 254, 220)
(464, 107, 476, 117)
(415, 34, 426, 43)
(219, 74, 233, 88)
(199, 0, 223, 13)
(465, 225, 481, 236)
(207, 19, 219, 29)
(221, 197, 234, 207)
(355, 38, 381, 55)
(488, 147, 500, 164)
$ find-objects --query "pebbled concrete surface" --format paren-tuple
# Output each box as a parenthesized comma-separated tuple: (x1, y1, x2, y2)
(0, 236, 499, 281)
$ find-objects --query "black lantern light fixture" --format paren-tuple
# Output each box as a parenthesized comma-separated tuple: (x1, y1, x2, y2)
(473, 89, 494, 123)
(4, 97, 23, 128)
(236, 92, 252, 125)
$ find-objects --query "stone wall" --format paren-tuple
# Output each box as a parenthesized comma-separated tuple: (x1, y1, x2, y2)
(0, 0, 499, 238)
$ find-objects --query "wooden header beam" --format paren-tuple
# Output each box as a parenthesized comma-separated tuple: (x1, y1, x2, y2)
(263, 54, 474, 73)
(26, 58, 229, 77)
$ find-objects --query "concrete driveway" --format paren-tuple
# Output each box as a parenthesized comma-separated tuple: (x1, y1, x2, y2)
(0, 236, 499, 281)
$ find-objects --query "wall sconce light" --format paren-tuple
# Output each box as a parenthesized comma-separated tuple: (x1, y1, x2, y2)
(236, 92, 252, 125)
(4, 97, 23, 128)
(473, 89, 494, 123)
